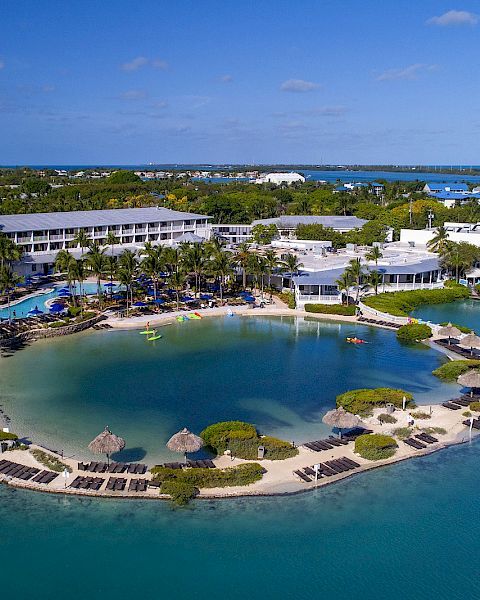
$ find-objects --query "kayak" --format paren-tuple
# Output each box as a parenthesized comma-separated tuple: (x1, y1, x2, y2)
(346, 337, 367, 344)
(147, 334, 162, 341)
(194, 312, 203, 319)
(190, 314, 201, 320)
(139, 331, 151, 334)
(176, 316, 185, 322)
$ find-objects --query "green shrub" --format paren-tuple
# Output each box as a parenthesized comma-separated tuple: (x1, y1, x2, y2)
(276, 291, 296, 309)
(362, 287, 470, 317)
(396, 323, 432, 342)
(378, 413, 397, 424)
(410, 411, 431, 420)
(304, 304, 356, 316)
(160, 480, 198, 505)
(432, 360, 480, 382)
(68, 306, 82, 317)
(421, 427, 446, 435)
(200, 421, 297, 460)
(30, 449, 72, 473)
(0, 431, 18, 441)
(463, 411, 472, 417)
(336, 388, 414, 416)
(355, 434, 397, 460)
(393, 427, 412, 440)
(151, 463, 264, 489)
(439, 321, 471, 334)
(469, 402, 480, 412)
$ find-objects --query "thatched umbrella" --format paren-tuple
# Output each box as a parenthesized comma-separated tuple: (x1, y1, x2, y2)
(167, 427, 204, 463)
(457, 370, 480, 397)
(88, 426, 125, 465)
(459, 332, 480, 356)
(322, 407, 365, 437)
(437, 322, 462, 345)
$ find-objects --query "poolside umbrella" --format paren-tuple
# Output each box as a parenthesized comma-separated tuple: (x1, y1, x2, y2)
(181, 296, 195, 303)
(459, 333, 480, 356)
(167, 427, 204, 463)
(437, 323, 462, 345)
(27, 307, 43, 316)
(322, 407, 365, 438)
(49, 303, 65, 313)
(133, 301, 148, 308)
(88, 426, 125, 466)
(244, 296, 255, 303)
(104, 282, 116, 288)
(57, 287, 70, 293)
(151, 298, 165, 305)
(457, 370, 480, 397)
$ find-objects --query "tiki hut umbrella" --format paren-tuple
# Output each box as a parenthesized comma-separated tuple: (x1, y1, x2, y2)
(457, 370, 480, 397)
(167, 427, 204, 463)
(88, 426, 125, 465)
(322, 407, 365, 438)
(459, 332, 480, 356)
(437, 322, 462, 345)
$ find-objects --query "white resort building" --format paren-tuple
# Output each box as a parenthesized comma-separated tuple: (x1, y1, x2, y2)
(1, 207, 211, 276)
(254, 172, 305, 185)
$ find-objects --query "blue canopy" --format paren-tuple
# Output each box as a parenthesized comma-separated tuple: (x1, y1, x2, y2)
(104, 282, 116, 288)
(151, 298, 165, 305)
(49, 303, 65, 313)
(27, 308, 44, 316)
(112, 293, 125, 300)
(133, 301, 148, 307)
(244, 296, 255, 303)
(58, 291, 71, 297)
(200, 293, 212, 300)
(181, 296, 195, 303)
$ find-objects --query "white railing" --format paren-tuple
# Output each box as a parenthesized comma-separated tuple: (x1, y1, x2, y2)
(49, 234, 64, 240)
(377, 281, 443, 292)
(357, 301, 409, 325)
(297, 293, 342, 304)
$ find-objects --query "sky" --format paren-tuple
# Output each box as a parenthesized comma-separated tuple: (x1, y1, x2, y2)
(1, 0, 480, 165)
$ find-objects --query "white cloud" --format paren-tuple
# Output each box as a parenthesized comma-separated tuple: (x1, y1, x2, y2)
(427, 10, 478, 26)
(376, 63, 437, 81)
(280, 79, 319, 93)
(121, 56, 168, 71)
(121, 56, 149, 72)
(220, 74, 233, 83)
(120, 89, 147, 100)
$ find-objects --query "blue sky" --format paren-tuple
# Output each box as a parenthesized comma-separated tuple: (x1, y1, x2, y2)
(1, 1, 479, 165)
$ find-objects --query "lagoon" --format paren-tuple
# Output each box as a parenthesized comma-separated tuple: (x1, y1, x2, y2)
(414, 299, 480, 332)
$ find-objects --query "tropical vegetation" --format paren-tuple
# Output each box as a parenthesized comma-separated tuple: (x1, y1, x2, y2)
(396, 323, 432, 342)
(336, 388, 414, 416)
(354, 434, 397, 460)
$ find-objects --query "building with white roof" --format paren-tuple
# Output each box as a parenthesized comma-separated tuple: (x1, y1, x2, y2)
(254, 172, 305, 185)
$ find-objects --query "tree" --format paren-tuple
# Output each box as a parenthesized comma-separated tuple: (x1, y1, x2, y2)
(210, 251, 234, 301)
(108, 170, 141, 184)
(345, 258, 364, 302)
(85, 242, 106, 304)
(234, 242, 251, 290)
(71, 259, 87, 314)
(263, 249, 279, 296)
(140, 242, 164, 299)
(335, 271, 354, 305)
(0, 233, 22, 270)
(169, 270, 186, 310)
(73, 229, 91, 256)
(181, 243, 207, 297)
(250, 254, 268, 298)
(335, 192, 356, 216)
(365, 245, 383, 266)
(117, 250, 138, 315)
(366, 270, 383, 295)
(251, 224, 278, 245)
(0, 266, 21, 322)
(427, 226, 449, 254)
(54, 249, 78, 301)
(281, 254, 304, 290)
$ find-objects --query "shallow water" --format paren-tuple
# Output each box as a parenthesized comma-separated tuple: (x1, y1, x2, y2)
(0, 316, 457, 463)
(414, 299, 480, 333)
(1, 438, 480, 600)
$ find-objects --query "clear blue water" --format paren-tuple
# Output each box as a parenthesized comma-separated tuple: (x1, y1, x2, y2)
(0, 282, 109, 320)
(0, 316, 457, 463)
(1, 438, 480, 600)
(414, 299, 480, 332)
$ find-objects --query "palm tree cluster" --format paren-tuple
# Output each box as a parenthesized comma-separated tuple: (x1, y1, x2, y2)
(335, 246, 384, 304)
(0, 233, 23, 320)
(427, 227, 480, 282)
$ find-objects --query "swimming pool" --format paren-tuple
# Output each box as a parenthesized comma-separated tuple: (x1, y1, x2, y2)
(0, 282, 109, 320)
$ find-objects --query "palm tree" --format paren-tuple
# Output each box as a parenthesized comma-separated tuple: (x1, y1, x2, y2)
(210, 251, 234, 301)
(234, 242, 251, 290)
(335, 271, 354, 305)
(0, 266, 21, 322)
(0, 233, 23, 270)
(85, 242, 106, 305)
(281, 253, 304, 290)
(346, 258, 364, 303)
(71, 259, 87, 314)
(117, 250, 138, 315)
(140, 242, 164, 299)
(263, 249, 279, 296)
(73, 229, 91, 257)
(251, 254, 268, 299)
(181, 243, 207, 297)
(163, 247, 181, 276)
(54, 249, 78, 301)
(365, 245, 383, 266)
(169, 270, 186, 310)
(427, 226, 449, 254)
(366, 270, 383, 296)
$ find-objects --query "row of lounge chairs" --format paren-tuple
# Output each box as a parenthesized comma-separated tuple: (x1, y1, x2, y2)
(0, 314, 66, 339)
(442, 397, 471, 410)
(404, 433, 438, 449)
(72, 475, 150, 492)
(0, 459, 58, 484)
(92, 323, 112, 330)
(293, 456, 361, 483)
(303, 430, 373, 453)
(463, 418, 480, 430)
(357, 316, 401, 329)
(70, 476, 104, 491)
(161, 460, 216, 469)
(434, 338, 480, 359)
(77, 461, 147, 474)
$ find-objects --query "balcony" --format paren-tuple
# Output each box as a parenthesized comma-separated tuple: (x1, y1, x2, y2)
(296, 293, 342, 304)
(17, 237, 32, 244)
(135, 228, 147, 234)
(49, 234, 64, 241)
(33, 236, 48, 242)
(122, 229, 134, 235)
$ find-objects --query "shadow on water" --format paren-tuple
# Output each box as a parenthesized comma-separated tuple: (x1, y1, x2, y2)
(111, 447, 147, 462)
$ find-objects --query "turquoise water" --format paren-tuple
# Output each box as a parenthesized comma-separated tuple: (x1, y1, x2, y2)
(1, 438, 480, 599)
(0, 282, 101, 320)
(0, 316, 457, 463)
(414, 299, 480, 333)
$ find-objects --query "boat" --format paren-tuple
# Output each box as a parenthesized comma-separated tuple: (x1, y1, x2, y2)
(346, 337, 367, 344)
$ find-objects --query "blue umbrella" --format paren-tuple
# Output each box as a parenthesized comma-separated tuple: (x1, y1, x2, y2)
(27, 308, 44, 316)
(244, 296, 255, 303)
(151, 298, 165, 305)
(181, 296, 195, 303)
(104, 282, 116, 288)
(133, 301, 148, 307)
(112, 293, 125, 300)
(200, 293, 212, 300)
(58, 291, 71, 297)
(49, 303, 65, 313)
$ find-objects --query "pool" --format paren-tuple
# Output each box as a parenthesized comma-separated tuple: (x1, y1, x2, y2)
(413, 299, 480, 332)
(0, 282, 112, 320)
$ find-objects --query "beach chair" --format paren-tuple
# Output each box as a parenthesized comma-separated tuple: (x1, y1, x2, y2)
(293, 470, 312, 483)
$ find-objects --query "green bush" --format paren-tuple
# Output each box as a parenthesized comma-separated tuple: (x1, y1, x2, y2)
(463, 411, 472, 417)
(355, 434, 397, 460)
(421, 427, 446, 435)
(439, 321, 471, 334)
(200, 421, 297, 460)
(160, 480, 198, 505)
(151, 463, 264, 490)
(30, 449, 72, 473)
(392, 427, 412, 440)
(276, 291, 296, 309)
(362, 287, 470, 317)
(68, 306, 82, 317)
(396, 323, 432, 342)
(336, 388, 414, 416)
(469, 402, 480, 412)
(378, 413, 397, 424)
(410, 411, 431, 420)
(304, 304, 356, 316)
(0, 431, 18, 441)
(432, 360, 480, 382)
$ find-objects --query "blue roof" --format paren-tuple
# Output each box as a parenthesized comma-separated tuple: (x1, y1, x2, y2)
(429, 191, 480, 200)
(427, 182, 469, 192)
(370, 182, 384, 187)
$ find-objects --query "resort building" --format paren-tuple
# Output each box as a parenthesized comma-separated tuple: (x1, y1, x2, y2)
(423, 182, 470, 194)
(1, 207, 211, 276)
(334, 182, 384, 196)
(211, 224, 253, 244)
(400, 222, 480, 248)
(254, 172, 305, 185)
(252, 216, 368, 237)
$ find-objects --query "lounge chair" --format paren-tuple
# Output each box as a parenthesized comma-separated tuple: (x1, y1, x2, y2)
(293, 470, 312, 482)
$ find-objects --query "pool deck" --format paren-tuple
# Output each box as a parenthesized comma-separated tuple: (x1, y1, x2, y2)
(1, 404, 476, 500)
